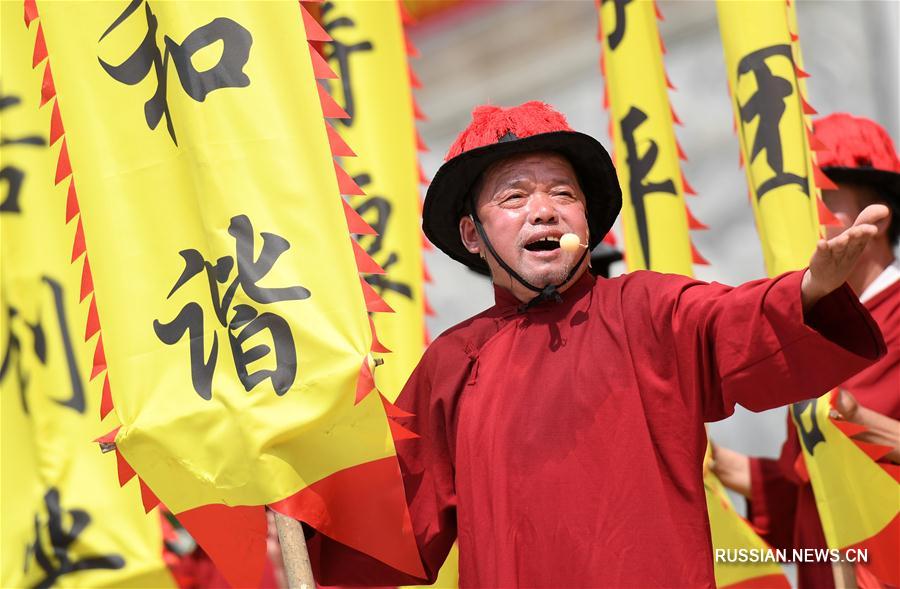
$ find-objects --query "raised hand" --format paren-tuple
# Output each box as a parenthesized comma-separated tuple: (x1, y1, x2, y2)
(800, 204, 890, 309)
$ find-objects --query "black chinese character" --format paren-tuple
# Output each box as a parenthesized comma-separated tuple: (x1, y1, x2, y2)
(791, 398, 826, 455)
(619, 106, 677, 268)
(153, 215, 311, 399)
(98, 0, 253, 145)
(1, 90, 48, 213)
(736, 45, 808, 200)
(0, 278, 86, 414)
(25, 488, 125, 589)
(322, 1, 374, 127)
(352, 174, 413, 300)
(601, 0, 634, 51)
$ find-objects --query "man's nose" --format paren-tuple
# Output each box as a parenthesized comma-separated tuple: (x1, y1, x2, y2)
(527, 193, 558, 225)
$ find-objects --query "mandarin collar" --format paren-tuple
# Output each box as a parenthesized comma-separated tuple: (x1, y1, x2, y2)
(492, 271, 596, 314)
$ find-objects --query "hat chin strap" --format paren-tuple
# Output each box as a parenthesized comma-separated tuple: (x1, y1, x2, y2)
(471, 211, 588, 312)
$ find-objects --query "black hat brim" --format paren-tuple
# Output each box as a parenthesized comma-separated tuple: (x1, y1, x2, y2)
(822, 166, 900, 209)
(422, 131, 622, 276)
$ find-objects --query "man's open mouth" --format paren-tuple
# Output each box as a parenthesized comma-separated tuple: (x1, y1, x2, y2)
(524, 237, 561, 252)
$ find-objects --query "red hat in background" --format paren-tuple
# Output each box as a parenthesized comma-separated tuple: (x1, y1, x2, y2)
(813, 113, 900, 207)
(422, 101, 622, 275)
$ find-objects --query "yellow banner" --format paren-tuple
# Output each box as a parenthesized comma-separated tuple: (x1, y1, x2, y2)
(1, 3, 174, 586)
(717, 0, 821, 276)
(34, 0, 393, 514)
(792, 395, 899, 583)
(322, 0, 427, 403)
(704, 450, 790, 588)
(598, 0, 694, 274)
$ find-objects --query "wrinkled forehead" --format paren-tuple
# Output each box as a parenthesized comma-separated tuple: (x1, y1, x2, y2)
(474, 151, 581, 204)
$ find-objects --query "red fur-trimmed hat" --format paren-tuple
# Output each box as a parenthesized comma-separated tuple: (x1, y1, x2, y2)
(423, 102, 622, 275)
(813, 113, 900, 206)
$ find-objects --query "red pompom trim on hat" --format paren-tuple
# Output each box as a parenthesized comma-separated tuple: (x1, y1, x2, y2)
(445, 101, 575, 161)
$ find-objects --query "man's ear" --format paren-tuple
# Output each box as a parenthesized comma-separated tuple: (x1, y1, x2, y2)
(459, 215, 481, 255)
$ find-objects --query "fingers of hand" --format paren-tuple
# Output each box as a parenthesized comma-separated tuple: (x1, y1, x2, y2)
(854, 203, 890, 227)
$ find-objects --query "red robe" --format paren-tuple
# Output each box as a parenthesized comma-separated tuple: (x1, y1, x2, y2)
(748, 277, 900, 589)
(311, 270, 885, 588)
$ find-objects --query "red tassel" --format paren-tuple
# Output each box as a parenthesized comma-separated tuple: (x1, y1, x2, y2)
(398, 0, 414, 25)
(415, 129, 428, 152)
(355, 358, 375, 404)
(794, 65, 810, 79)
(24, 0, 37, 26)
(814, 166, 838, 190)
(665, 71, 676, 90)
(80, 255, 93, 301)
(603, 86, 609, 110)
(300, 4, 331, 42)
(801, 96, 817, 115)
(101, 374, 115, 419)
(408, 64, 422, 89)
(95, 426, 120, 445)
(413, 98, 427, 121)
(91, 335, 106, 380)
(352, 239, 385, 274)
(654, 0, 664, 20)
(55, 139, 72, 184)
(817, 197, 842, 226)
(360, 278, 394, 313)
(326, 123, 355, 156)
(85, 295, 100, 340)
(49, 100, 64, 145)
(682, 175, 697, 195)
(404, 32, 420, 58)
(676, 140, 687, 161)
(806, 126, 827, 151)
(139, 478, 161, 513)
(423, 325, 432, 347)
(422, 263, 432, 283)
(32, 24, 47, 67)
(115, 449, 136, 486)
(686, 207, 708, 230)
(830, 418, 868, 438)
(71, 218, 86, 262)
(40, 62, 55, 106)
(853, 440, 894, 463)
(369, 317, 391, 353)
(658, 33, 667, 55)
(670, 103, 682, 126)
(418, 162, 429, 185)
(342, 199, 377, 235)
(424, 296, 436, 317)
(790, 32, 799, 42)
(691, 242, 709, 265)
(380, 393, 414, 418)
(308, 45, 337, 79)
(421, 232, 433, 251)
(738, 149, 744, 169)
(334, 162, 366, 195)
(317, 83, 350, 119)
(389, 419, 419, 440)
(65, 179, 79, 223)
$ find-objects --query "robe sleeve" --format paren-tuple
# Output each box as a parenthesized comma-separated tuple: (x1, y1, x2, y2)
(623, 269, 886, 422)
(308, 334, 468, 586)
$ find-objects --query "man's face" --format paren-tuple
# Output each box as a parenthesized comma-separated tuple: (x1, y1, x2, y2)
(459, 152, 590, 293)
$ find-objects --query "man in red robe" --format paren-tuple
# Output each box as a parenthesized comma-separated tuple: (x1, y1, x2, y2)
(712, 113, 900, 589)
(309, 102, 888, 588)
